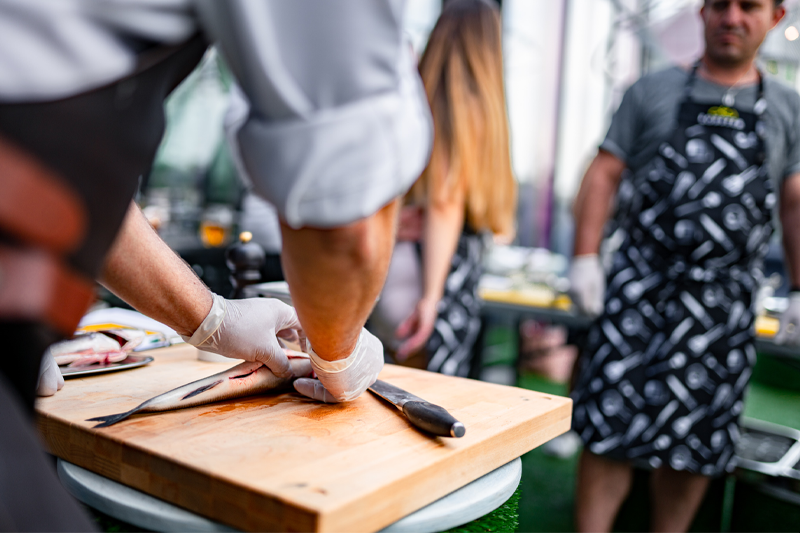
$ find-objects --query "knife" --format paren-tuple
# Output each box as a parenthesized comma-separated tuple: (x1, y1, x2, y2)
(369, 379, 466, 438)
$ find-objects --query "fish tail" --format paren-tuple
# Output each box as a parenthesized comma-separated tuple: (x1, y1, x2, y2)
(87, 406, 143, 427)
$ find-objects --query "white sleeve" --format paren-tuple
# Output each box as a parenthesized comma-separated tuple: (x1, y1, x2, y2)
(195, 0, 433, 228)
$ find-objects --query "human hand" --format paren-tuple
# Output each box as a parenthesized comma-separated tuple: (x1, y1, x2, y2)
(394, 298, 438, 361)
(396, 205, 424, 242)
(775, 292, 800, 345)
(293, 328, 383, 402)
(569, 254, 605, 317)
(181, 294, 301, 378)
(37, 349, 64, 397)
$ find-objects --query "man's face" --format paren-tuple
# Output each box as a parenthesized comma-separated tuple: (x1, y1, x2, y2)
(701, 0, 786, 67)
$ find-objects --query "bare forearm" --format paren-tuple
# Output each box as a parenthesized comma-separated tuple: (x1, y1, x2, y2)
(280, 199, 399, 361)
(422, 193, 465, 305)
(99, 202, 212, 337)
(572, 151, 626, 256)
(781, 176, 800, 287)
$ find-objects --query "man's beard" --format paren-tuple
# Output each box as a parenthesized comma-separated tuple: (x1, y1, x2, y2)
(705, 31, 757, 68)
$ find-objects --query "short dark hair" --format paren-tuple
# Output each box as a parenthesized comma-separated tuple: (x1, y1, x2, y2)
(705, 0, 783, 5)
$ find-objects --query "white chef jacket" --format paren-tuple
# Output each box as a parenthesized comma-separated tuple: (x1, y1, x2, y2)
(0, 0, 432, 228)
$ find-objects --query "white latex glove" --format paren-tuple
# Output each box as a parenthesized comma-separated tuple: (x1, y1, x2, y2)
(775, 292, 800, 345)
(569, 254, 605, 318)
(36, 349, 64, 397)
(181, 293, 301, 378)
(293, 328, 383, 403)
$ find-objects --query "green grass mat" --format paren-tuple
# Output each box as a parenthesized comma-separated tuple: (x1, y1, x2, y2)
(441, 486, 521, 533)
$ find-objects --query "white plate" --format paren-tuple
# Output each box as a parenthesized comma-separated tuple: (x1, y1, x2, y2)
(60, 355, 154, 378)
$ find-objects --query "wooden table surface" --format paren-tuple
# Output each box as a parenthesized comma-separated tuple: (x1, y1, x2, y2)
(36, 345, 572, 532)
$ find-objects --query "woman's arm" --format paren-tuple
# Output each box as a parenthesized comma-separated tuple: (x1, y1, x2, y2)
(395, 180, 465, 359)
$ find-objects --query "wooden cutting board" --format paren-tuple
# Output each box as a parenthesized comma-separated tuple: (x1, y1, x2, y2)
(36, 345, 572, 532)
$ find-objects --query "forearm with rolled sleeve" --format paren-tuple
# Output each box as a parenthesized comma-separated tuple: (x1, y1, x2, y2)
(195, 0, 433, 229)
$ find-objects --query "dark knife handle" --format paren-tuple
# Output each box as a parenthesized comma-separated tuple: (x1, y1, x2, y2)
(402, 401, 466, 438)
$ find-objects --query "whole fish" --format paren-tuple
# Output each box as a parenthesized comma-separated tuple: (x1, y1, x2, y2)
(67, 350, 129, 368)
(51, 332, 145, 367)
(88, 354, 312, 428)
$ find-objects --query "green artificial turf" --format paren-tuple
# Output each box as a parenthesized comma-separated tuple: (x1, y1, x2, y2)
(442, 486, 521, 533)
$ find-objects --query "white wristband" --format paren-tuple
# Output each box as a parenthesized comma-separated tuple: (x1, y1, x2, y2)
(181, 293, 227, 346)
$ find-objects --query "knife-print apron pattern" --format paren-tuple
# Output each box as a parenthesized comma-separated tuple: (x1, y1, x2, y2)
(572, 64, 774, 476)
(425, 231, 484, 377)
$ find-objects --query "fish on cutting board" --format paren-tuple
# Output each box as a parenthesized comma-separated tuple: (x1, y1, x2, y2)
(88, 353, 313, 428)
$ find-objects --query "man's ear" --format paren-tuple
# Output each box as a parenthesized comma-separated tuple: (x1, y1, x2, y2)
(772, 5, 787, 29)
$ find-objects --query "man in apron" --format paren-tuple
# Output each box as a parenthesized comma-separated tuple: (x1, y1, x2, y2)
(568, 0, 800, 531)
(0, 1, 432, 529)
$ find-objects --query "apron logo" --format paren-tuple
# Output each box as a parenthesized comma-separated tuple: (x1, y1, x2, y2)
(697, 106, 745, 130)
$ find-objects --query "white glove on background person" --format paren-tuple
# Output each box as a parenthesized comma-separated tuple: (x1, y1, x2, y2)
(569, 254, 605, 318)
(36, 349, 64, 397)
(293, 328, 384, 403)
(181, 293, 301, 378)
(775, 291, 800, 345)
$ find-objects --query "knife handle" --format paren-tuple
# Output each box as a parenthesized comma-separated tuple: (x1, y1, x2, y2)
(402, 401, 466, 438)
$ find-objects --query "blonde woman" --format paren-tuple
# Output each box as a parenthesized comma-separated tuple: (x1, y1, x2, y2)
(370, 0, 516, 377)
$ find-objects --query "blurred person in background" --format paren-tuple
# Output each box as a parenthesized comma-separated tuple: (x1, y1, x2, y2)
(568, 0, 800, 531)
(369, 0, 516, 377)
(0, 0, 431, 529)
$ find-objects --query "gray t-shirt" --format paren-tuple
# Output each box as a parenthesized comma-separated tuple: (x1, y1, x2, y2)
(601, 66, 800, 187)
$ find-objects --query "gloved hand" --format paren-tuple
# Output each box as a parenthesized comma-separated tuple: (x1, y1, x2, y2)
(775, 291, 800, 345)
(293, 328, 383, 403)
(181, 293, 301, 378)
(569, 254, 605, 318)
(37, 349, 64, 397)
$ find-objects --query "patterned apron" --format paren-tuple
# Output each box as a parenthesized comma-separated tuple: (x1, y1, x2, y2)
(572, 64, 775, 476)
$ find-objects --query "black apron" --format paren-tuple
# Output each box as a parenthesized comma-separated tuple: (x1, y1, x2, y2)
(572, 64, 774, 476)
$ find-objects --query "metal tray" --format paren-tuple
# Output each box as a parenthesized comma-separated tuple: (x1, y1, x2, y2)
(736, 418, 800, 477)
(60, 355, 154, 378)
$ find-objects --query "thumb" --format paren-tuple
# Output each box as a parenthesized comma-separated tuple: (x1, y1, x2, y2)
(293, 378, 338, 403)
(257, 335, 293, 378)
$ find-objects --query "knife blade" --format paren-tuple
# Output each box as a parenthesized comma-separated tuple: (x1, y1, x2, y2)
(369, 379, 465, 438)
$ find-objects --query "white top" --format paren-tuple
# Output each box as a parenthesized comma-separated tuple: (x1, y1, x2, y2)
(0, 0, 432, 228)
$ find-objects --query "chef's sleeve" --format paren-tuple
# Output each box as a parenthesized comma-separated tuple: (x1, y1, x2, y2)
(599, 81, 643, 165)
(194, 0, 433, 229)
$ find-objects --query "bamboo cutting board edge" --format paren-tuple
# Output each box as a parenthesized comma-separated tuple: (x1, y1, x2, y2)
(37, 413, 322, 531)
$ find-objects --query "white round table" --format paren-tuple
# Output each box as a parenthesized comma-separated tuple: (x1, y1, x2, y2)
(58, 457, 521, 533)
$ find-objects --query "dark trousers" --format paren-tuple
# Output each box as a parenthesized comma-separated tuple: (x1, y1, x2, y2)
(0, 322, 96, 531)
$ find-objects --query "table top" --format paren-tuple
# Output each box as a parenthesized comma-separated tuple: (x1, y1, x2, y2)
(36, 345, 572, 532)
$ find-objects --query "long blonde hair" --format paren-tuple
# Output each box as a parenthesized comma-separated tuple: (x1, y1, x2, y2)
(410, 0, 516, 237)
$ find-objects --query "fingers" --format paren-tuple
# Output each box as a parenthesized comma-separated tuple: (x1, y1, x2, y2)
(293, 378, 338, 403)
(275, 304, 302, 331)
(259, 336, 293, 378)
(37, 352, 64, 397)
(585, 288, 604, 317)
(395, 312, 418, 340)
(396, 330, 428, 359)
